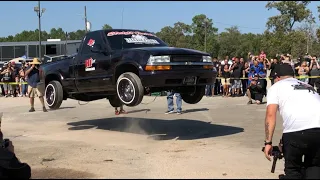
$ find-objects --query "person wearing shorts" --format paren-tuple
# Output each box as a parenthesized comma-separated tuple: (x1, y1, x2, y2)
(25, 58, 47, 112)
(220, 64, 231, 97)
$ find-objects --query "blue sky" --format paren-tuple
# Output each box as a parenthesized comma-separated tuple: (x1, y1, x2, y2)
(0, 1, 320, 37)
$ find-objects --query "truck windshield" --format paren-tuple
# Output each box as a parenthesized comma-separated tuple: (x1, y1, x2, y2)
(106, 31, 168, 50)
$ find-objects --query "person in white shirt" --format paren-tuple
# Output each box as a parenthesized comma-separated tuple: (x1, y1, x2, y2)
(264, 63, 320, 179)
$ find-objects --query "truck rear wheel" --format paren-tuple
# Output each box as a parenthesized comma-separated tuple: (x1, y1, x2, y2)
(45, 80, 63, 110)
(181, 86, 205, 104)
(108, 95, 122, 108)
(116, 72, 144, 107)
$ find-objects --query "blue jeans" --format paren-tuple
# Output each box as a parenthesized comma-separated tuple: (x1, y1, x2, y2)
(205, 85, 214, 96)
(167, 91, 182, 112)
(21, 84, 28, 95)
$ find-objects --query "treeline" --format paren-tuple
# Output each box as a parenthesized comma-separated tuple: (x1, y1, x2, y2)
(1, 1, 320, 59)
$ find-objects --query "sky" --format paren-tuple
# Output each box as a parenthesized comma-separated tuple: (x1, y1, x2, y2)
(0, 1, 320, 37)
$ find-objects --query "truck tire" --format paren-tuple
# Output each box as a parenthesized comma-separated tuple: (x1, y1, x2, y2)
(108, 95, 122, 108)
(116, 72, 144, 107)
(181, 86, 205, 104)
(45, 80, 63, 110)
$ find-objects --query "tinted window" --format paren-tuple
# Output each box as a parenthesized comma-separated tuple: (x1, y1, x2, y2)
(14, 46, 26, 57)
(81, 32, 104, 55)
(28, 45, 38, 57)
(2, 46, 14, 58)
(106, 31, 167, 50)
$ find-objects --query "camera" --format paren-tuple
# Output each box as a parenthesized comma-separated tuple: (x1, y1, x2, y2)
(1, 139, 9, 149)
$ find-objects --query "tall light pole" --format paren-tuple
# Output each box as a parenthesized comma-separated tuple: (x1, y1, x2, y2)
(84, 6, 88, 33)
(34, 1, 46, 60)
(204, 18, 209, 52)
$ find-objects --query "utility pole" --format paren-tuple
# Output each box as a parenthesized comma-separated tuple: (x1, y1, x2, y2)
(204, 18, 209, 52)
(34, 1, 45, 60)
(84, 6, 88, 33)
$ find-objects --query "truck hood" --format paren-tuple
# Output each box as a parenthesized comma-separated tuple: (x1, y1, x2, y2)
(131, 47, 210, 56)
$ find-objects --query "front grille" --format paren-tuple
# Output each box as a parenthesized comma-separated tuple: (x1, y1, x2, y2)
(171, 55, 203, 62)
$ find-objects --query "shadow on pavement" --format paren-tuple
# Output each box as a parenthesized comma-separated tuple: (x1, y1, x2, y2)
(58, 106, 76, 110)
(127, 109, 150, 114)
(183, 108, 209, 113)
(67, 117, 244, 140)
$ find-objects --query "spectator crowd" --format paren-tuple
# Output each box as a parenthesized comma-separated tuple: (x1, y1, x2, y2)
(207, 52, 320, 103)
(0, 61, 29, 97)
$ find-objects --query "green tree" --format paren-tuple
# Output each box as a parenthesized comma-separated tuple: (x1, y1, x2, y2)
(266, 1, 313, 33)
(190, 14, 218, 53)
(102, 24, 113, 30)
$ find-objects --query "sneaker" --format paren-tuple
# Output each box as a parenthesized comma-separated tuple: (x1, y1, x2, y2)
(115, 110, 120, 115)
(247, 100, 253, 105)
(4, 95, 8, 98)
(10, 95, 14, 98)
(165, 110, 175, 114)
(43, 107, 48, 112)
(29, 107, 35, 112)
(177, 111, 182, 115)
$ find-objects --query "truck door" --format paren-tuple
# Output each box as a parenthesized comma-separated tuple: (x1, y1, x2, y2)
(75, 31, 111, 93)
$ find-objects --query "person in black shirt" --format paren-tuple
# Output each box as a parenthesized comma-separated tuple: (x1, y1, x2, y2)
(220, 64, 231, 97)
(247, 74, 265, 104)
(242, 61, 250, 95)
(0, 113, 31, 179)
(212, 57, 221, 96)
(268, 58, 280, 85)
(230, 57, 243, 97)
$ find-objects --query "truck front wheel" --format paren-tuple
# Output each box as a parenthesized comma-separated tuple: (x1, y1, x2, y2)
(116, 72, 144, 107)
(181, 86, 205, 104)
(45, 80, 64, 110)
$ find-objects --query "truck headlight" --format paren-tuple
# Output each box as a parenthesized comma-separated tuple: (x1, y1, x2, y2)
(147, 55, 170, 64)
(202, 56, 212, 62)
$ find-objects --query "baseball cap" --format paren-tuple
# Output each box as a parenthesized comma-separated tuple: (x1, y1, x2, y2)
(274, 63, 295, 77)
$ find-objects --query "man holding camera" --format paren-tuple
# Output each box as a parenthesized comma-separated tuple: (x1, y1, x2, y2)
(25, 58, 48, 113)
(264, 63, 320, 179)
(0, 113, 31, 178)
(247, 73, 265, 105)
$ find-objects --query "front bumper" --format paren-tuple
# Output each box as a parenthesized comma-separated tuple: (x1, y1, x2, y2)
(140, 69, 217, 88)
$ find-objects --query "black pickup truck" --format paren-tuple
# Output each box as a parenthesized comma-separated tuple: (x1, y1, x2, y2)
(40, 29, 217, 109)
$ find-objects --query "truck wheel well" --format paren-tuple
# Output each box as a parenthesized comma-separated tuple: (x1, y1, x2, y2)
(45, 74, 61, 86)
(114, 64, 139, 84)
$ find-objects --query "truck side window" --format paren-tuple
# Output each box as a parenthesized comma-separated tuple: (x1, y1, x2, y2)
(81, 32, 105, 55)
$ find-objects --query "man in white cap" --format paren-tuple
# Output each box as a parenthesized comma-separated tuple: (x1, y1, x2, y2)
(25, 58, 47, 112)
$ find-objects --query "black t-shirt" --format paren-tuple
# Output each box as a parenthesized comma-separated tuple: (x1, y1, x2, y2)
(222, 65, 231, 78)
(270, 63, 280, 77)
(293, 62, 301, 76)
(0, 148, 31, 178)
(249, 79, 265, 94)
(232, 63, 243, 79)
(212, 61, 221, 71)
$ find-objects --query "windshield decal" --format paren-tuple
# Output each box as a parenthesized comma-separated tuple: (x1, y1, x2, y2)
(107, 31, 156, 37)
(124, 35, 159, 45)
